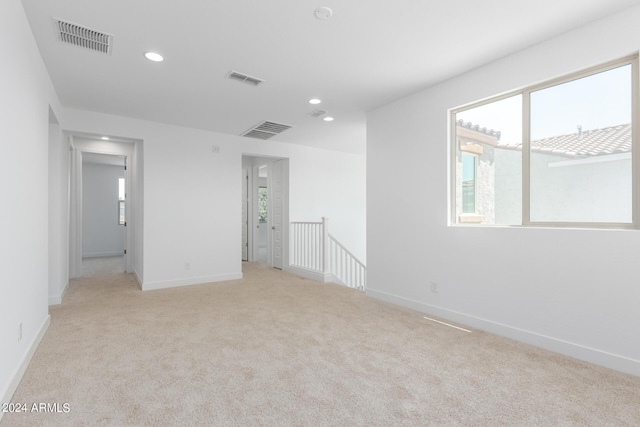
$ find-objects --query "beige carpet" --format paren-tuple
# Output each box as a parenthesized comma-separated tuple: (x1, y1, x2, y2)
(81, 256, 125, 277)
(3, 263, 639, 426)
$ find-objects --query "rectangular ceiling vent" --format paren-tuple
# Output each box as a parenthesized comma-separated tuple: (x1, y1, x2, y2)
(54, 18, 112, 55)
(242, 121, 292, 140)
(226, 70, 264, 86)
(308, 109, 327, 118)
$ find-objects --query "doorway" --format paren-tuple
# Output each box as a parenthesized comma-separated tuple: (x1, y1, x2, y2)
(69, 135, 137, 279)
(241, 155, 289, 269)
(81, 152, 126, 276)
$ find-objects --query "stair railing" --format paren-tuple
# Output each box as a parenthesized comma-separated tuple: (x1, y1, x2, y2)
(289, 217, 366, 290)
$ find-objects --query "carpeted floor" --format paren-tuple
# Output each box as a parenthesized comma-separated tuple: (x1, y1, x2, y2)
(3, 263, 639, 426)
(81, 256, 125, 277)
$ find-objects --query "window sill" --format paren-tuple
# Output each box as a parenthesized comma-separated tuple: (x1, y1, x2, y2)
(458, 214, 484, 224)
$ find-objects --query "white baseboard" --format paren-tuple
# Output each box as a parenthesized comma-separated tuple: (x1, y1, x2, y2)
(284, 265, 332, 283)
(48, 281, 69, 306)
(142, 272, 243, 291)
(0, 315, 50, 419)
(133, 269, 143, 290)
(366, 288, 640, 377)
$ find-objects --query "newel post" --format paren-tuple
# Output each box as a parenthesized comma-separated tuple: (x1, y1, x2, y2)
(322, 217, 329, 274)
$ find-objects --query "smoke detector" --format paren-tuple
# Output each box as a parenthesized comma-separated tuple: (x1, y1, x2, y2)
(314, 7, 333, 20)
(308, 109, 327, 118)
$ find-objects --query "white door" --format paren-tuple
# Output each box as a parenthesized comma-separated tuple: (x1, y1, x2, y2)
(241, 168, 248, 261)
(270, 159, 285, 269)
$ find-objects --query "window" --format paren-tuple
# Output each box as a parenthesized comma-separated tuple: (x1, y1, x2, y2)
(451, 56, 637, 228)
(453, 94, 522, 225)
(118, 177, 125, 225)
(461, 153, 476, 214)
(258, 187, 267, 223)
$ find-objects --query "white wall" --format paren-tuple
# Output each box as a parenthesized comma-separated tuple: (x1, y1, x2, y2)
(287, 149, 366, 263)
(367, 5, 640, 376)
(48, 114, 69, 305)
(60, 108, 367, 290)
(0, 0, 62, 412)
(82, 163, 125, 257)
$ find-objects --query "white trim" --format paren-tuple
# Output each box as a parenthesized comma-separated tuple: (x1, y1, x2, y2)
(366, 288, 640, 377)
(0, 315, 50, 415)
(632, 54, 639, 228)
(141, 273, 243, 291)
(522, 89, 531, 226)
(70, 138, 138, 279)
(48, 281, 69, 306)
(133, 268, 143, 290)
(284, 265, 332, 283)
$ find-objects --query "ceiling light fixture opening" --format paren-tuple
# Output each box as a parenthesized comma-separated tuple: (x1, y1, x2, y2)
(145, 52, 164, 62)
(101, 136, 109, 140)
(323, 116, 334, 122)
(309, 98, 322, 105)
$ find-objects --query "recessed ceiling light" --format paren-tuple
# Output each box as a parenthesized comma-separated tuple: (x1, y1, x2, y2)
(144, 52, 164, 62)
(101, 136, 109, 140)
(323, 116, 334, 122)
(309, 98, 322, 105)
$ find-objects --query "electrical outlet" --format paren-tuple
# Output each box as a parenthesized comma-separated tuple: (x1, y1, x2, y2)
(185, 261, 191, 270)
(430, 281, 438, 293)
(18, 322, 22, 342)
(212, 145, 220, 154)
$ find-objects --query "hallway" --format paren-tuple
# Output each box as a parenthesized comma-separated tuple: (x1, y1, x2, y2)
(81, 256, 125, 277)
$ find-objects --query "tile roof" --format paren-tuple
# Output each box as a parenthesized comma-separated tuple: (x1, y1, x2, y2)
(456, 119, 501, 141)
(498, 123, 631, 157)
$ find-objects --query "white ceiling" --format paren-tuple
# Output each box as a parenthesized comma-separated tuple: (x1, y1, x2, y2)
(22, 0, 640, 154)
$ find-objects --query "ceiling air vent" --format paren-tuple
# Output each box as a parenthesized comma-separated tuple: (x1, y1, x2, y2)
(308, 109, 327, 118)
(226, 70, 264, 86)
(54, 18, 112, 54)
(242, 121, 292, 140)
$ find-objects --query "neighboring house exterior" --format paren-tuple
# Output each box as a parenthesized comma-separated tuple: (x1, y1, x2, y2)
(455, 121, 632, 224)
(455, 121, 502, 224)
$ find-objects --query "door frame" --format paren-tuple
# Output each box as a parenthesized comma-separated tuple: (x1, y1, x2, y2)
(242, 155, 289, 267)
(69, 135, 137, 278)
(241, 167, 249, 261)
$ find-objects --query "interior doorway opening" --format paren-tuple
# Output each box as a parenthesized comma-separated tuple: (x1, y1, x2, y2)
(69, 134, 139, 280)
(81, 152, 126, 276)
(241, 155, 289, 269)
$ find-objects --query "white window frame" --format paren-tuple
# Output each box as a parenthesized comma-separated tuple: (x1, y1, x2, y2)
(461, 152, 477, 214)
(450, 55, 639, 229)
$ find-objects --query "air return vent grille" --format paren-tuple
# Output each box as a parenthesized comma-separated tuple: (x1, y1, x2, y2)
(55, 18, 112, 54)
(242, 121, 292, 140)
(226, 70, 264, 86)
